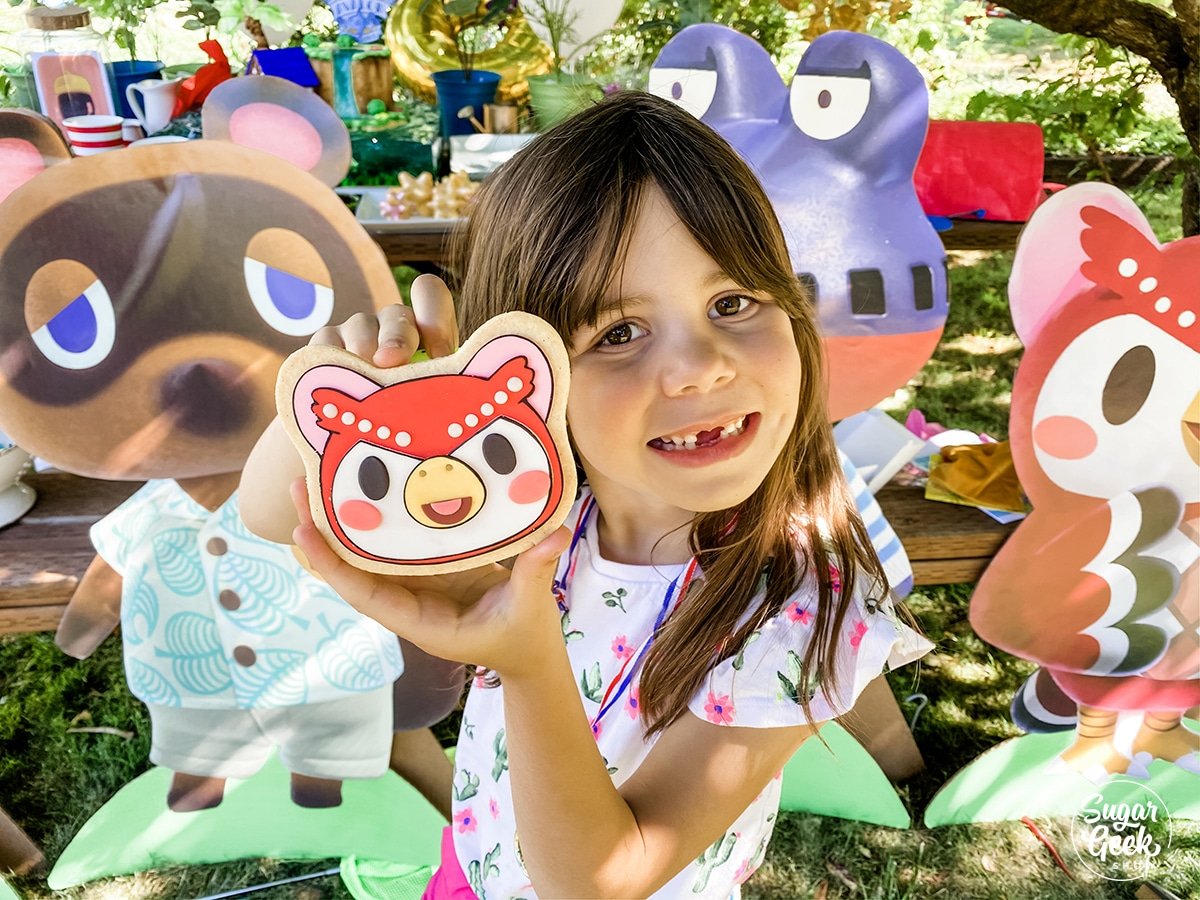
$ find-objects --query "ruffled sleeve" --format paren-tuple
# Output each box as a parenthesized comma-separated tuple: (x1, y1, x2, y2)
(687, 578, 932, 728)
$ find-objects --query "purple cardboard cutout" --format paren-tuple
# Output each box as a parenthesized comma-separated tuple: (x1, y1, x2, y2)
(653, 29, 948, 421)
(648, 24, 787, 162)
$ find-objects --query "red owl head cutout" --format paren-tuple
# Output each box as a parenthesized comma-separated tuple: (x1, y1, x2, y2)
(962, 183, 1200, 794)
(277, 312, 577, 575)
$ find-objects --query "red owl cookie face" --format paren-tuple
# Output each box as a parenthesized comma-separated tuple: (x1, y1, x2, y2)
(278, 312, 576, 574)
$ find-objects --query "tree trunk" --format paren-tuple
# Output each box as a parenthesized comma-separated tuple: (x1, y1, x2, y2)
(999, 0, 1198, 235)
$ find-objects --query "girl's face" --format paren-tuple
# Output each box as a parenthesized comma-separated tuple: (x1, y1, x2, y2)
(567, 188, 803, 530)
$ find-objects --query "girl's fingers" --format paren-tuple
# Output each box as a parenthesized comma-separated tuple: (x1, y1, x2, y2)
(410, 274, 458, 359)
(373, 303, 420, 368)
(339, 312, 382, 361)
(308, 324, 345, 349)
(508, 527, 571, 599)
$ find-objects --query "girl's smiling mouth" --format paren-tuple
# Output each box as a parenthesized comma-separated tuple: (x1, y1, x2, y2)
(647, 413, 758, 461)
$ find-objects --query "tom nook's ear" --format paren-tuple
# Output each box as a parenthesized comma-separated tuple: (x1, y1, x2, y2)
(201, 75, 351, 187)
(0, 109, 72, 204)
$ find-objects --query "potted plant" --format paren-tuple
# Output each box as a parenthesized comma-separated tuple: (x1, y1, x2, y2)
(520, 0, 603, 128)
(420, 0, 510, 135)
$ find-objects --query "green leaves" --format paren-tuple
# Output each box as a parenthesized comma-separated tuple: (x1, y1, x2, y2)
(580, 661, 602, 703)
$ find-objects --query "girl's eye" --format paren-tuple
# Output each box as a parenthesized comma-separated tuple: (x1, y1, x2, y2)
(599, 322, 645, 347)
(712, 295, 753, 317)
(244, 257, 334, 336)
(29, 277, 116, 370)
(789, 74, 871, 141)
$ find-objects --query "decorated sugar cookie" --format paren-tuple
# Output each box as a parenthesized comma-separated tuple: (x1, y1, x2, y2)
(278, 312, 576, 574)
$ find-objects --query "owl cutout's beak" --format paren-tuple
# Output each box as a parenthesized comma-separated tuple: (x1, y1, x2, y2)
(1183, 390, 1200, 467)
(404, 457, 486, 528)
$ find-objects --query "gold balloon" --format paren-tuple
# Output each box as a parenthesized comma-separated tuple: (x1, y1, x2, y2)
(386, 0, 553, 104)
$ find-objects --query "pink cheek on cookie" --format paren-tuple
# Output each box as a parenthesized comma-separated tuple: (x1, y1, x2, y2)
(508, 470, 551, 505)
(338, 499, 383, 530)
(1033, 415, 1097, 460)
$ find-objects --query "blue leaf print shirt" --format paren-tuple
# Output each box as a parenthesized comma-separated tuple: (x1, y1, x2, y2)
(92, 480, 404, 709)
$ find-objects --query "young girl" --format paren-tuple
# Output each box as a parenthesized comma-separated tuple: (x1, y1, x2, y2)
(241, 91, 929, 899)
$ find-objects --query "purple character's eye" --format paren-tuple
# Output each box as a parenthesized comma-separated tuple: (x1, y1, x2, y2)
(30, 278, 116, 370)
(648, 67, 717, 119)
(244, 256, 334, 336)
(789, 74, 871, 141)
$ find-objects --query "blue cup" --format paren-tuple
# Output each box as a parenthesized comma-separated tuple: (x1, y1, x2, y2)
(432, 69, 501, 137)
(106, 60, 165, 119)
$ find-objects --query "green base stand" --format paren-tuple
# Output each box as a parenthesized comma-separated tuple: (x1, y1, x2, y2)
(779, 722, 911, 828)
(0, 876, 19, 900)
(47, 754, 444, 890)
(925, 728, 1200, 826)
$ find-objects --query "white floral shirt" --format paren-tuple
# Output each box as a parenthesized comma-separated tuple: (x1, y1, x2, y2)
(91, 479, 404, 710)
(450, 494, 931, 899)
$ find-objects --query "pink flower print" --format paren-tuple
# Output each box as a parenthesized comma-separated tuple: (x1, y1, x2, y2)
(704, 690, 735, 725)
(591, 718, 603, 740)
(611, 634, 634, 661)
(626, 684, 640, 719)
(734, 858, 754, 885)
(786, 601, 813, 626)
(849, 619, 868, 649)
(453, 807, 476, 834)
(489, 797, 501, 820)
(828, 564, 842, 594)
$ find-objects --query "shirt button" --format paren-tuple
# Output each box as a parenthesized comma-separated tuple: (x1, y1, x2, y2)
(219, 589, 241, 611)
(233, 645, 257, 667)
(206, 537, 228, 556)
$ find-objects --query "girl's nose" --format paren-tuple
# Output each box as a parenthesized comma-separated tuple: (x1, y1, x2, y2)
(659, 329, 736, 396)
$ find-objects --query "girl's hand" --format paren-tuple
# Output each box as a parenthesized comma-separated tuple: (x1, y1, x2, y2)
(309, 273, 459, 367)
(290, 478, 571, 675)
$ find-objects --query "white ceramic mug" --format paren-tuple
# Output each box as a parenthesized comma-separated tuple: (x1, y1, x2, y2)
(62, 114, 126, 155)
(125, 77, 181, 136)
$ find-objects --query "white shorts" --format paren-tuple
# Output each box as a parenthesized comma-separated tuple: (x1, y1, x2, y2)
(147, 686, 392, 780)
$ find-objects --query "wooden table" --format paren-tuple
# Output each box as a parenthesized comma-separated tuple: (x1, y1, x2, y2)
(0, 471, 1016, 636)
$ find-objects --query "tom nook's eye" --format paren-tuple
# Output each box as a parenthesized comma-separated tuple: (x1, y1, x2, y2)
(648, 67, 718, 119)
(243, 228, 334, 336)
(789, 74, 871, 141)
(358, 455, 390, 501)
(25, 260, 115, 370)
(482, 433, 516, 475)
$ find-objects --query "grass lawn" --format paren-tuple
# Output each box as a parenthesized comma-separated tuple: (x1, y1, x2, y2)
(3, 179, 1196, 899)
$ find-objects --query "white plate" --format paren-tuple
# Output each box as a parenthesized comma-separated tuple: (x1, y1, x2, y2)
(351, 187, 463, 232)
(450, 133, 536, 176)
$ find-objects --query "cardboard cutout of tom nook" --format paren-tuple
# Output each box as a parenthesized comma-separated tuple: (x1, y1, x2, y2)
(926, 182, 1199, 827)
(278, 312, 576, 575)
(0, 77, 447, 880)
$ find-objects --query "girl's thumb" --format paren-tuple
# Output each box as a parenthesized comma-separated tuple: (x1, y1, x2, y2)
(510, 526, 571, 591)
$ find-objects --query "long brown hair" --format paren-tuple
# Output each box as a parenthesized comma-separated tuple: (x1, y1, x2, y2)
(453, 92, 886, 735)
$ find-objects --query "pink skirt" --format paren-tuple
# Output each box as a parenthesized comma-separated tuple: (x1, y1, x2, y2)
(422, 827, 477, 900)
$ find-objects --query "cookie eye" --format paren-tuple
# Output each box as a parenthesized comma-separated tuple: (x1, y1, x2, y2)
(482, 433, 516, 475)
(1102, 345, 1155, 426)
(358, 455, 390, 500)
(648, 67, 718, 119)
(29, 277, 116, 370)
(244, 258, 334, 336)
(789, 74, 871, 140)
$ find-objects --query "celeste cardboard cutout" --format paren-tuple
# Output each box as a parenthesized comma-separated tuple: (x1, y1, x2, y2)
(279, 312, 576, 575)
(931, 183, 1200, 822)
